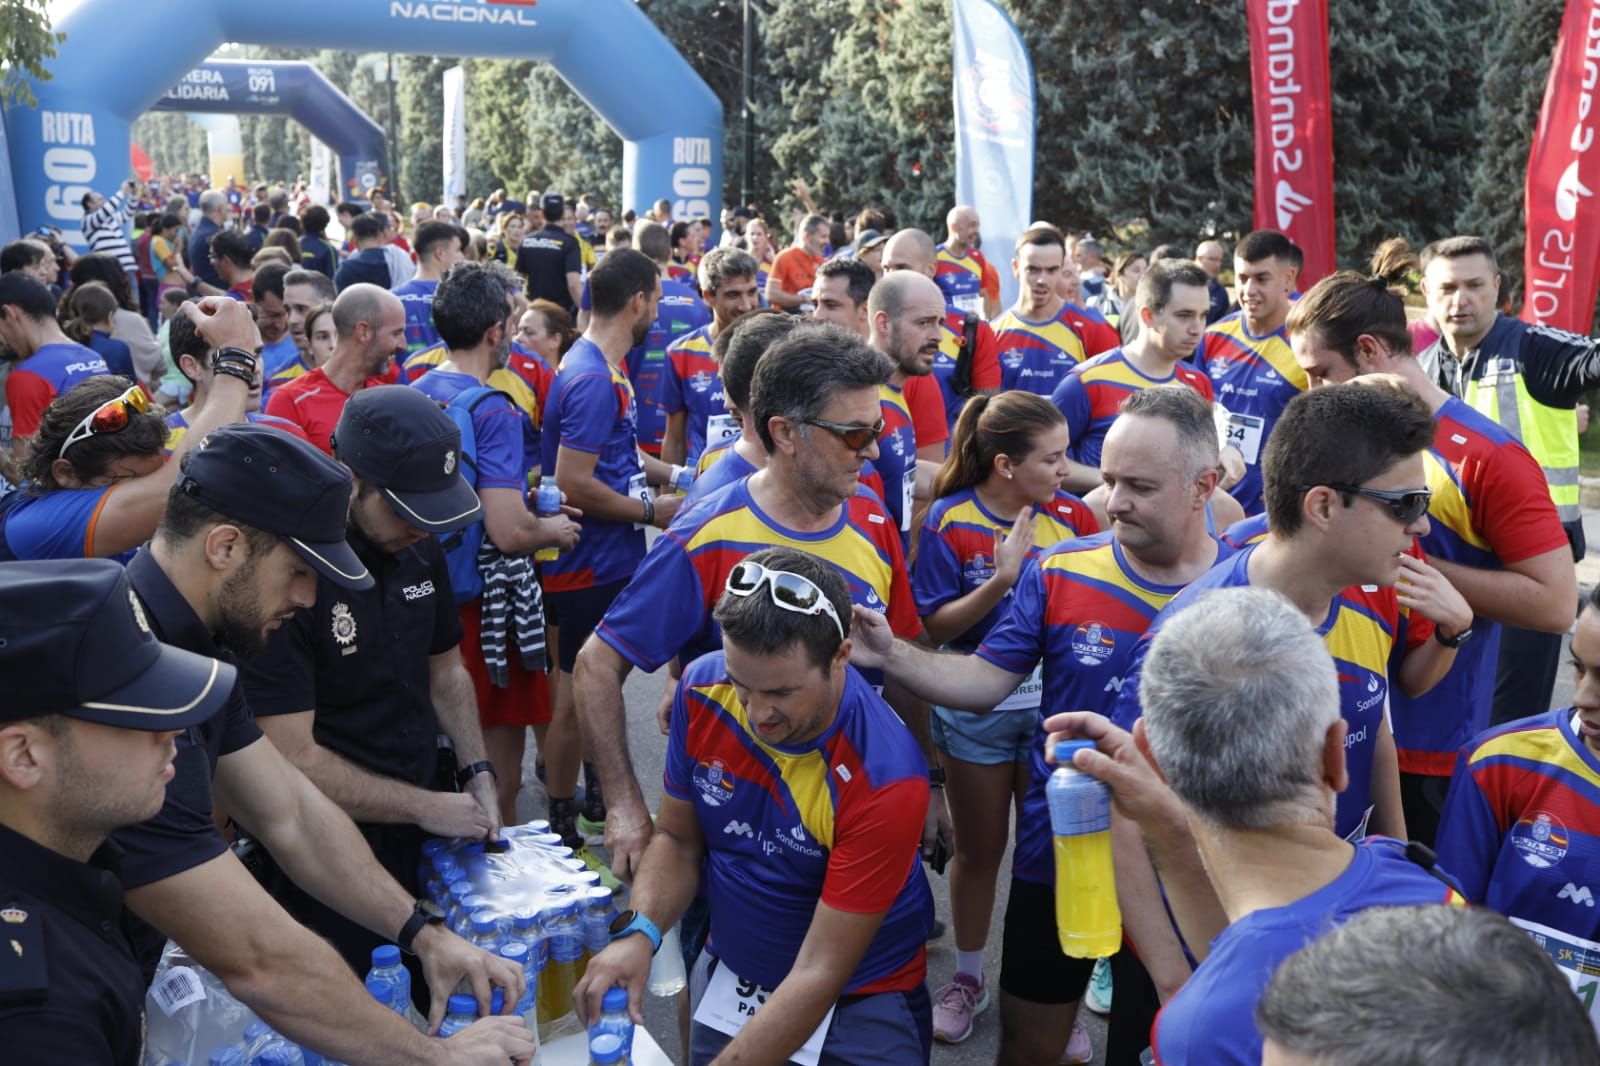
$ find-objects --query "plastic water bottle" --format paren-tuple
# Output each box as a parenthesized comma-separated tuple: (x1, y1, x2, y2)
(535, 477, 563, 562)
(498, 941, 537, 1019)
(364, 945, 410, 1012)
(582, 887, 617, 958)
(1048, 740, 1122, 958)
(446, 879, 474, 928)
(468, 910, 502, 953)
(537, 900, 584, 1025)
(589, 986, 635, 1056)
(249, 1035, 305, 1066)
(647, 924, 687, 996)
(438, 993, 478, 1038)
(209, 1046, 248, 1066)
(509, 909, 545, 1019)
(589, 1033, 627, 1066)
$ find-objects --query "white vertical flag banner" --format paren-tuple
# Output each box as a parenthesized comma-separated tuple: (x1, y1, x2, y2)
(308, 138, 331, 206)
(442, 64, 466, 205)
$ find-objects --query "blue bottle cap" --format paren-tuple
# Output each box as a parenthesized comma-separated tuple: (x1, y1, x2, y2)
(470, 910, 500, 936)
(585, 886, 614, 908)
(601, 985, 629, 1012)
(370, 944, 401, 968)
(253, 1048, 295, 1066)
(589, 1033, 624, 1063)
(447, 992, 478, 1016)
(511, 908, 540, 930)
(575, 870, 602, 886)
(490, 988, 506, 1014)
(463, 842, 487, 856)
(1054, 739, 1095, 762)
(499, 941, 529, 963)
(449, 878, 473, 899)
(462, 893, 492, 914)
(421, 839, 448, 858)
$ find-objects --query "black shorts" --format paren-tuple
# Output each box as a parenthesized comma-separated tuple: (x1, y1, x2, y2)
(998, 876, 1097, 1005)
(545, 579, 629, 673)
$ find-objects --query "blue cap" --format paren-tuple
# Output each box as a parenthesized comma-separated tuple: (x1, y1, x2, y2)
(446, 993, 478, 1016)
(498, 941, 529, 962)
(1054, 739, 1095, 762)
(0, 559, 236, 730)
(448, 879, 473, 899)
(177, 422, 371, 589)
(371, 944, 401, 968)
(253, 1048, 296, 1066)
(601, 986, 629, 1012)
(421, 839, 448, 858)
(469, 911, 499, 936)
(510, 908, 539, 930)
(490, 988, 506, 1015)
(585, 886, 614, 908)
(331, 386, 482, 534)
(589, 1034, 624, 1064)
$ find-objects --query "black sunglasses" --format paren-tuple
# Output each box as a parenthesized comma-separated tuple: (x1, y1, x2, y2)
(1300, 483, 1432, 525)
(803, 417, 884, 452)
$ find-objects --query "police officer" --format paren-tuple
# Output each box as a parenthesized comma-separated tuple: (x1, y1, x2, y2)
(115, 423, 530, 1063)
(513, 192, 583, 315)
(240, 385, 500, 977)
(0, 559, 235, 1065)
(1418, 236, 1600, 723)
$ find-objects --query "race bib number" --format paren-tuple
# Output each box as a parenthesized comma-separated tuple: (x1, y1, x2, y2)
(994, 662, 1044, 712)
(1216, 406, 1266, 465)
(629, 472, 651, 530)
(694, 960, 836, 1065)
(706, 413, 739, 451)
(952, 292, 983, 316)
(900, 468, 916, 533)
(1511, 917, 1600, 1029)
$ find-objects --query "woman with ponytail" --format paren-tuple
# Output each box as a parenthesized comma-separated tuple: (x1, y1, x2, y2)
(62, 281, 134, 381)
(913, 389, 1098, 1049)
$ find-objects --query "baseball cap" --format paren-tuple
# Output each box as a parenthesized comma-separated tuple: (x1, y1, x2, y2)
(541, 192, 565, 219)
(853, 228, 888, 253)
(178, 422, 372, 589)
(331, 386, 483, 534)
(0, 559, 235, 730)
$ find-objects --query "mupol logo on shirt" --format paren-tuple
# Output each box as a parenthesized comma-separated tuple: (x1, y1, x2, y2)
(1070, 621, 1115, 666)
(1512, 810, 1570, 869)
(695, 758, 736, 807)
(961, 552, 996, 585)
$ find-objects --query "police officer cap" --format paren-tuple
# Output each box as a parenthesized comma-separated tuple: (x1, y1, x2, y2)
(0, 559, 235, 730)
(178, 422, 373, 590)
(332, 385, 484, 535)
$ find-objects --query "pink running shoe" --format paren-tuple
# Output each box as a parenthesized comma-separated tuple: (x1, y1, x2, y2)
(931, 972, 989, 1044)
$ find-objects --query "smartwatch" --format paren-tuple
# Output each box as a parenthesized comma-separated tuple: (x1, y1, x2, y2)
(1435, 625, 1474, 649)
(608, 909, 663, 954)
(396, 898, 446, 955)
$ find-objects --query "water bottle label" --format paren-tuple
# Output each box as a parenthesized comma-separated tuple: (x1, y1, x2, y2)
(550, 932, 584, 963)
(1047, 772, 1111, 836)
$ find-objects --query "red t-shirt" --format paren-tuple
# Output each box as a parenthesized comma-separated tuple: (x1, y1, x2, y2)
(263, 367, 386, 455)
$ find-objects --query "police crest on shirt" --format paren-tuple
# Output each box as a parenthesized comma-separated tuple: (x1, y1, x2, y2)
(331, 602, 357, 647)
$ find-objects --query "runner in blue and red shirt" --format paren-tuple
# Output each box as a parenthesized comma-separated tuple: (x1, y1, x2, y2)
(991, 226, 1118, 399)
(574, 547, 935, 1065)
(661, 248, 760, 467)
(390, 220, 465, 356)
(0, 274, 109, 445)
(866, 273, 947, 547)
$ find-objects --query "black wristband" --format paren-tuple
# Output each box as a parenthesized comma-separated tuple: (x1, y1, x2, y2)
(212, 364, 255, 386)
(641, 493, 655, 526)
(456, 760, 496, 787)
(210, 346, 258, 371)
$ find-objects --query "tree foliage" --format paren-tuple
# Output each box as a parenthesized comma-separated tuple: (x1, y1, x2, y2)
(0, 0, 64, 108)
(397, 54, 455, 205)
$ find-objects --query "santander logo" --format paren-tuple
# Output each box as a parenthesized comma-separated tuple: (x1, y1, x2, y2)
(1556, 160, 1593, 223)
(1274, 180, 1313, 229)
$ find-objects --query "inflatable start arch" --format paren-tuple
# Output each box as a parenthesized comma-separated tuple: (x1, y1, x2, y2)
(1, 0, 723, 246)
(152, 61, 390, 202)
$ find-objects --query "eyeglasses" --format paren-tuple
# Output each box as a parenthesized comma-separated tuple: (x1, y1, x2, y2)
(59, 385, 150, 459)
(724, 561, 846, 640)
(1300, 483, 1433, 525)
(803, 417, 884, 452)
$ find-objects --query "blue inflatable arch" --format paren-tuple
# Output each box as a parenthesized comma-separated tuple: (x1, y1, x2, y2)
(2, 0, 723, 247)
(152, 61, 390, 202)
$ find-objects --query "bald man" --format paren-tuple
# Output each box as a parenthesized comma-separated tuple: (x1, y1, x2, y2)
(1196, 239, 1231, 324)
(936, 204, 1000, 319)
(884, 228, 1003, 437)
(866, 271, 949, 545)
(264, 284, 409, 454)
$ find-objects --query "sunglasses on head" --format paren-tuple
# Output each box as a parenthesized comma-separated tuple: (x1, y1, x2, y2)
(725, 560, 846, 640)
(59, 385, 150, 459)
(803, 416, 884, 452)
(1301, 483, 1432, 525)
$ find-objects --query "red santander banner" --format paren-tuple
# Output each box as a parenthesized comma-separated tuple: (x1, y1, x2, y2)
(1522, 0, 1600, 333)
(1246, 0, 1335, 286)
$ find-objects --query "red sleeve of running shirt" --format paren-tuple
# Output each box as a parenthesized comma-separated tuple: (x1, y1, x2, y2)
(1078, 316, 1121, 358)
(972, 321, 1001, 391)
(979, 255, 1000, 303)
(1175, 363, 1214, 404)
(5, 368, 53, 440)
(903, 375, 948, 448)
(1467, 435, 1570, 565)
(879, 510, 924, 640)
(821, 776, 928, 914)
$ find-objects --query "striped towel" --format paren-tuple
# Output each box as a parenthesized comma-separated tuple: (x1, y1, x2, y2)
(477, 542, 546, 687)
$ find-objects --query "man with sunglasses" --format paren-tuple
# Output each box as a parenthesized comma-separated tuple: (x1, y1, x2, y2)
(575, 547, 936, 1065)
(1285, 273, 1575, 846)
(575, 323, 937, 884)
(0, 298, 256, 563)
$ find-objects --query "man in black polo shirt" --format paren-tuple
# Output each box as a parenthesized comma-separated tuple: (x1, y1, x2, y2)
(115, 424, 531, 1064)
(0, 559, 235, 1065)
(513, 191, 583, 314)
(240, 386, 500, 975)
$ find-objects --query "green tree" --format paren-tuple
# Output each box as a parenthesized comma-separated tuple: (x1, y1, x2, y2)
(1460, 0, 1564, 304)
(397, 55, 457, 205)
(464, 58, 536, 196)
(523, 66, 623, 205)
(131, 112, 207, 179)
(0, 0, 64, 108)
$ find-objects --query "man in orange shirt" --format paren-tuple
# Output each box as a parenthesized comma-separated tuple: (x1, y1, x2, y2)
(766, 213, 829, 312)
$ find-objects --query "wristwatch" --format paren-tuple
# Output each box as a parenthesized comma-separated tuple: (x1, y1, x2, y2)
(928, 765, 946, 789)
(396, 898, 446, 955)
(1435, 624, 1474, 649)
(456, 760, 496, 787)
(608, 909, 663, 954)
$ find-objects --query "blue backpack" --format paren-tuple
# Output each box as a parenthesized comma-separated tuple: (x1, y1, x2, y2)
(437, 385, 506, 604)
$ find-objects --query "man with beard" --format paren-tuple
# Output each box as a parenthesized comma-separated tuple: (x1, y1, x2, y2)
(238, 384, 518, 982)
(266, 284, 408, 454)
(271, 269, 337, 392)
(542, 249, 684, 849)
(867, 271, 945, 545)
(114, 423, 529, 1062)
